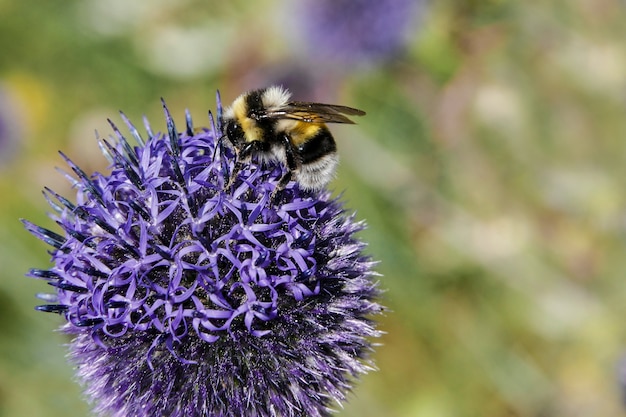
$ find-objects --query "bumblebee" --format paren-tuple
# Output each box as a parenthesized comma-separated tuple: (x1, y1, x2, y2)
(220, 85, 365, 191)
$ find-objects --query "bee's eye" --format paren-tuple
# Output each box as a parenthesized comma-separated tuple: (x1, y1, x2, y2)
(226, 122, 244, 144)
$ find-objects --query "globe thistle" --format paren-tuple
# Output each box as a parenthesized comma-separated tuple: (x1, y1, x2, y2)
(23, 92, 382, 417)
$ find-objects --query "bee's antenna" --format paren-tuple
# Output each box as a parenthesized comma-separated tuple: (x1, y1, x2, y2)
(208, 109, 224, 162)
(212, 133, 227, 162)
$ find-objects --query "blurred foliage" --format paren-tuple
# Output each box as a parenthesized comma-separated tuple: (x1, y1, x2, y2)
(2, 0, 626, 416)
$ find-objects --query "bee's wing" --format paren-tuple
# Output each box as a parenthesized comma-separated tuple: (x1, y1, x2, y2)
(261, 102, 366, 124)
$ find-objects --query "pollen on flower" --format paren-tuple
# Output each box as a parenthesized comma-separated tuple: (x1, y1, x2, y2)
(23, 92, 382, 417)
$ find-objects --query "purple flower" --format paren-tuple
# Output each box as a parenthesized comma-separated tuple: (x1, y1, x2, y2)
(23, 93, 382, 417)
(297, 0, 422, 67)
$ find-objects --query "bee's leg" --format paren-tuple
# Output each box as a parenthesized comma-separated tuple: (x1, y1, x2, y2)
(227, 141, 266, 188)
(238, 141, 259, 161)
(274, 134, 300, 193)
(276, 170, 293, 190)
(226, 161, 243, 188)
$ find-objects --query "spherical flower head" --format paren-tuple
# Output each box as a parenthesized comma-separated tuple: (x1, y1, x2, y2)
(23, 93, 382, 417)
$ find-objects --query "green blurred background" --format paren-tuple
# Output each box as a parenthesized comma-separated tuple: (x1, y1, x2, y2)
(2, 0, 626, 416)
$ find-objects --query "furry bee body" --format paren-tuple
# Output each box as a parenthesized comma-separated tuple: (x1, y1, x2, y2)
(221, 86, 364, 191)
